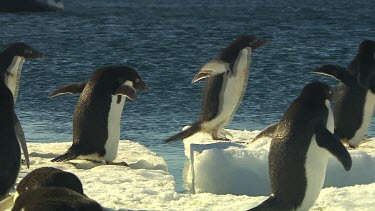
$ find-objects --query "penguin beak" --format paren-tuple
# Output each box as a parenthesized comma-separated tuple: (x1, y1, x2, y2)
(31, 50, 44, 59)
(135, 81, 149, 91)
(250, 39, 268, 50)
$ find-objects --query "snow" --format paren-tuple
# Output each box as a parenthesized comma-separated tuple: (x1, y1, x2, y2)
(4, 129, 375, 210)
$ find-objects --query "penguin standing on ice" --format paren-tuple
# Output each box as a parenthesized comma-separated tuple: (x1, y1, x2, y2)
(248, 82, 352, 211)
(0, 42, 44, 168)
(164, 35, 266, 143)
(50, 66, 148, 164)
(314, 40, 375, 148)
(0, 81, 21, 199)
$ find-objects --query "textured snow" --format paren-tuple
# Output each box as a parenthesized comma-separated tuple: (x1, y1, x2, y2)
(3, 129, 375, 210)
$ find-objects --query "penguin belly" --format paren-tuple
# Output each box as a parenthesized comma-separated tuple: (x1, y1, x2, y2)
(103, 95, 126, 162)
(298, 137, 329, 211)
(5, 56, 25, 102)
(298, 99, 334, 210)
(350, 91, 375, 147)
(203, 48, 251, 131)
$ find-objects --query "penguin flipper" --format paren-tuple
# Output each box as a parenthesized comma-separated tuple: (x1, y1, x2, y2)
(250, 123, 278, 143)
(163, 123, 202, 143)
(192, 60, 230, 83)
(316, 126, 352, 171)
(51, 151, 79, 162)
(48, 83, 87, 98)
(313, 65, 358, 88)
(114, 85, 136, 100)
(14, 112, 29, 169)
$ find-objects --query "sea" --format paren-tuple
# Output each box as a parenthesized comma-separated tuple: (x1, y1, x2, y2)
(0, 0, 374, 192)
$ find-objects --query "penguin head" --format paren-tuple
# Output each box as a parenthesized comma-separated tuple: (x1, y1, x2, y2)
(3, 42, 44, 59)
(299, 81, 333, 106)
(107, 66, 148, 91)
(355, 40, 375, 91)
(219, 35, 267, 63)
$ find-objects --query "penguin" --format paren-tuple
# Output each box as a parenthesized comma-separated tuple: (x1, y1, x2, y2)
(0, 42, 44, 168)
(164, 35, 266, 143)
(0, 42, 44, 102)
(50, 66, 148, 164)
(0, 167, 84, 210)
(0, 81, 21, 199)
(314, 40, 375, 148)
(12, 187, 103, 211)
(248, 81, 352, 211)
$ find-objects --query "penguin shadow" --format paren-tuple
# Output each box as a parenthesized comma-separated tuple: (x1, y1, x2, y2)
(29, 152, 165, 171)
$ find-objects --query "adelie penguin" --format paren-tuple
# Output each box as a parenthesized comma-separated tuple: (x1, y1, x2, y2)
(0, 167, 85, 210)
(50, 66, 148, 164)
(251, 40, 375, 147)
(0, 81, 22, 199)
(164, 35, 266, 143)
(12, 187, 103, 211)
(314, 40, 375, 148)
(0, 42, 44, 168)
(248, 81, 352, 211)
(0, 167, 102, 211)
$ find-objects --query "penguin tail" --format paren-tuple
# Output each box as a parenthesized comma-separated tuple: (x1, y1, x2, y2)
(247, 196, 277, 211)
(250, 123, 278, 144)
(51, 149, 79, 162)
(164, 123, 202, 143)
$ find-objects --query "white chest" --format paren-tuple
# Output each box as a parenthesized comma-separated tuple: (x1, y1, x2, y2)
(219, 48, 252, 118)
(103, 95, 126, 162)
(350, 91, 375, 147)
(298, 100, 334, 210)
(5, 56, 25, 103)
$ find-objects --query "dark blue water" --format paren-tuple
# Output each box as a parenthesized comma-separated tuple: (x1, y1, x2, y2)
(1, 0, 374, 192)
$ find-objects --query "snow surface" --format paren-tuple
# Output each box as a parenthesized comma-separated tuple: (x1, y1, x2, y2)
(5, 130, 375, 210)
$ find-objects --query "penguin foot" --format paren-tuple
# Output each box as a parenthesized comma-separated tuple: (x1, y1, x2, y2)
(219, 129, 233, 139)
(212, 131, 232, 141)
(212, 135, 231, 141)
(348, 144, 357, 149)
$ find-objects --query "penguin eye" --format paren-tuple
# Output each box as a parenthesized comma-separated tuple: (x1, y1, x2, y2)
(24, 50, 28, 53)
(328, 90, 332, 97)
(29, 50, 33, 54)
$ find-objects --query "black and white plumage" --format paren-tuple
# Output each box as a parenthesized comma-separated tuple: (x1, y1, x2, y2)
(0, 81, 21, 199)
(50, 66, 148, 164)
(0, 42, 44, 168)
(314, 40, 375, 148)
(164, 35, 266, 143)
(248, 82, 352, 211)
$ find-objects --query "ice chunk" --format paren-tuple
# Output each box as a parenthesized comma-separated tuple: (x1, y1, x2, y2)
(185, 129, 375, 196)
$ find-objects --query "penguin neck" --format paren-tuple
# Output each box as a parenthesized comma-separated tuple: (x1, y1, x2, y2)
(3, 56, 25, 103)
(230, 47, 252, 76)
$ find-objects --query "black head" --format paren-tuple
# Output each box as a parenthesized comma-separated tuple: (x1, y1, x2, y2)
(299, 81, 332, 106)
(355, 40, 375, 91)
(2, 42, 44, 59)
(219, 35, 267, 62)
(98, 66, 148, 91)
(16, 167, 84, 196)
